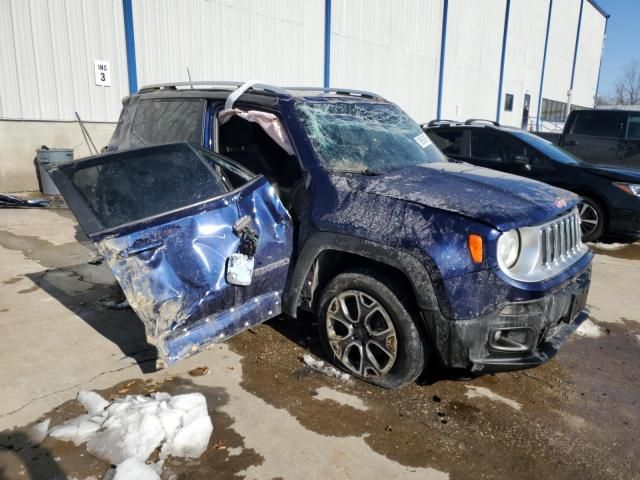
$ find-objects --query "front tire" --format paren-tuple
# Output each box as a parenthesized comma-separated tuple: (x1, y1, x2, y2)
(317, 270, 426, 389)
(578, 196, 605, 242)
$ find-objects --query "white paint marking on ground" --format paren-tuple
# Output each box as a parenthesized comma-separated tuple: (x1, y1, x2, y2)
(465, 386, 522, 411)
(313, 386, 368, 412)
(575, 319, 604, 338)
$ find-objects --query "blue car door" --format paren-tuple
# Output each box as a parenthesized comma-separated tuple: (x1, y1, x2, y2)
(49, 143, 293, 368)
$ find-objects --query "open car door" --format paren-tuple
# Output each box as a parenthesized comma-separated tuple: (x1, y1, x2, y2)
(49, 143, 293, 368)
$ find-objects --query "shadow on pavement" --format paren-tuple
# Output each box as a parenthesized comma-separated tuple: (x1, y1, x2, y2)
(26, 265, 158, 374)
(0, 431, 66, 480)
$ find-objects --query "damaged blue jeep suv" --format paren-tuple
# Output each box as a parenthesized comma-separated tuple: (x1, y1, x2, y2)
(50, 81, 593, 388)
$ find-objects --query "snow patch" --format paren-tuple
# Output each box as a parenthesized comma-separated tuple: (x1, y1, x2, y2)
(78, 390, 110, 415)
(113, 458, 160, 480)
(575, 319, 604, 338)
(588, 242, 627, 251)
(314, 386, 368, 411)
(48, 390, 213, 477)
(465, 386, 522, 411)
(302, 354, 351, 382)
(28, 419, 50, 446)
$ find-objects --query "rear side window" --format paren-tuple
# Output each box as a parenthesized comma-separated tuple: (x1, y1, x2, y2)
(470, 131, 525, 162)
(131, 100, 205, 146)
(572, 111, 626, 138)
(428, 129, 464, 156)
(627, 114, 640, 140)
(66, 145, 227, 231)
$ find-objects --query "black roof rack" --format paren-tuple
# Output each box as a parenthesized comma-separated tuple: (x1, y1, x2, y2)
(464, 118, 500, 126)
(425, 119, 463, 127)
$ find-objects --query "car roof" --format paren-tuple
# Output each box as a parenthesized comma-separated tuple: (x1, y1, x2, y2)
(129, 81, 387, 107)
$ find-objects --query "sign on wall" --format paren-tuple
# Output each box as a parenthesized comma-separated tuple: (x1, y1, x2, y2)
(94, 60, 111, 87)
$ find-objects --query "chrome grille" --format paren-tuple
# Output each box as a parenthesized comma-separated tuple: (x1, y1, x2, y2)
(540, 210, 582, 267)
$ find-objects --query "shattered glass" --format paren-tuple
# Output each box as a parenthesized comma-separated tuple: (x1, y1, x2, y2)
(295, 100, 446, 172)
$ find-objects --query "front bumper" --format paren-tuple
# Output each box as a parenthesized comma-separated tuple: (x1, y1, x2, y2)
(432, 265, 591, 373)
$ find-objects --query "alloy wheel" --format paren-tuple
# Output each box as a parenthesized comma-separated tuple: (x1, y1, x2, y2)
(578, 202, 599, 239)
(325, 290, 398, 377)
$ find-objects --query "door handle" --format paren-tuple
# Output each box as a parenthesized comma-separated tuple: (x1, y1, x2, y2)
(119, 240, 164, 258)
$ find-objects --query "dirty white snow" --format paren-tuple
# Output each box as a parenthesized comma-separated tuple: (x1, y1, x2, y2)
(575, 319, 604, 338)
(314, 386, 368, 411)
(588, 242, 627, 251)
(113, 458, 160, 480)
(302, 354, 351, 382)
(465, 386, 522, 411)
(28, 418, 50, 446)
(48, 390, 212, 477)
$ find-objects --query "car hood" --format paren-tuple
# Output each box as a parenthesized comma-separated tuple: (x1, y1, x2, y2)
(583, 164, 640, 183)
(346, 162, 579, 231)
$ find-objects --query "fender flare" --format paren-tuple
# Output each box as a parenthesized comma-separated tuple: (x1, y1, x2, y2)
(282, 232, 448, 318)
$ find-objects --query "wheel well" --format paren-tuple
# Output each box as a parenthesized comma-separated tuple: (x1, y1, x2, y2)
(312, 250, 412, 301)
(572, 189, 609, 229)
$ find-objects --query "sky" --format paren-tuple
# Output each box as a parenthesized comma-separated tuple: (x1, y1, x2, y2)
(594, 0, 640, 98)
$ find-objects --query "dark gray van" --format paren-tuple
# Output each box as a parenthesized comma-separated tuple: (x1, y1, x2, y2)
(560, 109, 640, 169)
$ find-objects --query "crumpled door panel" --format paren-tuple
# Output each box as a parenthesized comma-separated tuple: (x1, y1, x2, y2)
(97, 180, 292, 367)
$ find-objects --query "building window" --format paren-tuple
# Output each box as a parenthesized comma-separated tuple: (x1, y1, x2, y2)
(504, 94, 514, 112)
(540, 98, 588, 123)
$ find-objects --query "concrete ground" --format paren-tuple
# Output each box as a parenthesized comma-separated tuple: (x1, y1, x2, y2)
(0, 208, 638, 480)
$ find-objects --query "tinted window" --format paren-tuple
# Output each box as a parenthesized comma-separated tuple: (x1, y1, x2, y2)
(510, 131, 580, 165)
(470, 131, 525, 162)
(132, 100, 205, 146)
(572, 111, 626, 138)
(66, 145, 227, 230)
(428, 129, 464, 155)
(627, 114, 640, 140)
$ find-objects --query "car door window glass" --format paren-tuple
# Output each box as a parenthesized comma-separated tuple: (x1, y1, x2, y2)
(428, 130, 464, 156)
(69, 145, 228, 230)
(626, 114, 640, 140)
(470, 132, 525, 162)
(572, 111, 626, 138)
(132, 100, 205, 146)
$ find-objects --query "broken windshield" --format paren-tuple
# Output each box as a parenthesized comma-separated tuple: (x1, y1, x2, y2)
(295, 100, 446, 172)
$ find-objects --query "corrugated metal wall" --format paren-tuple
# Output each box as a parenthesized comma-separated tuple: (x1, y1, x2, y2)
(543, 0, 581, 105)
(500, 0, 549, 128)
(0, 0, 607, 127)
(440, 0, 506, 122)
(0, 0, 129, 122)
(572, 1, 606, 107)
(330, 0, 443, 123)
(132, 0, 324, 88)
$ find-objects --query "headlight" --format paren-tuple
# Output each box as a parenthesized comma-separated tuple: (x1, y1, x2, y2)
(614, 183, 640, 197)
(497, 229, 520, 269)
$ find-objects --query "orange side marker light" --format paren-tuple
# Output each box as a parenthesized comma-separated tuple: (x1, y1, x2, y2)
(468, 234, 484, 264)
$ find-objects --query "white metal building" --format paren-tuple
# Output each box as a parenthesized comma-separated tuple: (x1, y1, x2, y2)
(0, 0, 608, 190)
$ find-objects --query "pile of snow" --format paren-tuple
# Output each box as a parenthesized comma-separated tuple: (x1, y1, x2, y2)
(575, 319, 604, 338)
(47, 390, 213, 478)
(302, 354, 351, 382)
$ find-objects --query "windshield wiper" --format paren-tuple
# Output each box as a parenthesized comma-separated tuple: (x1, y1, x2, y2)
(330, 168, 381, 176)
